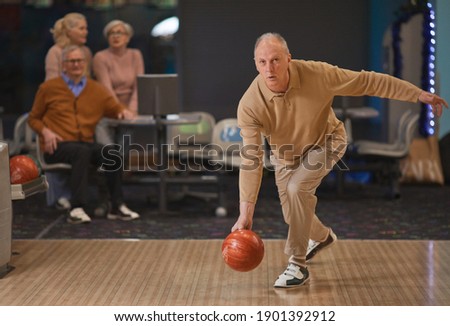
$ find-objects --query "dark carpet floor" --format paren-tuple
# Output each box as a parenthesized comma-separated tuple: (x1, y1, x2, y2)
(11, 172, 450, 240)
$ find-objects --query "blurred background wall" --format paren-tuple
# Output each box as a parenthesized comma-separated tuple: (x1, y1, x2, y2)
(0, 0, 448, 141)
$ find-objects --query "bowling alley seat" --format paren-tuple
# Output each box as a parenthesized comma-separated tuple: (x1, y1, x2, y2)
(164, 112, 222, 202)
(166, 111, 216, 158)
(8, 113, 36, 156)
(205, 119, 271, 215)
(166, 111, 216, 177)
(9, 113, 72, 172)
(35, 134, 72, 172)
(209, 118, 272, 171)
(209, 118, 243, 170)
(200, 118, 243, 217)
(347, 110, 419, 198)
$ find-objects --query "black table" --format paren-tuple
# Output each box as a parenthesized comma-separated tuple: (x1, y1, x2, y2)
(106, 114, 203, 214)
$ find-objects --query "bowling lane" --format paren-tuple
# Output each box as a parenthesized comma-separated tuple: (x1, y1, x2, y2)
(1, 239, 450, 305)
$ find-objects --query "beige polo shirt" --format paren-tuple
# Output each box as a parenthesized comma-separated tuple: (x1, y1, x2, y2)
(237, 59, 422, 203)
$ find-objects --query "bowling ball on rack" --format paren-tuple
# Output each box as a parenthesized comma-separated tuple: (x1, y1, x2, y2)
(222, 229, 265, 272)
(9, 154, 40, 184)
(27, 154, 42, 175)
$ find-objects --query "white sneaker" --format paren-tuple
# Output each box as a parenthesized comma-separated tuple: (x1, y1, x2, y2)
(107, 204, 140, 221)
(274, 263, 310, 288)
(56, 197, 71, 210)
(307, 239, 319, 255)
(306, 229, 337, 261)
(67, 207, 92, 224)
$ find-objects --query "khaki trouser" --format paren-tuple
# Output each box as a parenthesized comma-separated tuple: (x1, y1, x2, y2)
(271, 128, 347, 267)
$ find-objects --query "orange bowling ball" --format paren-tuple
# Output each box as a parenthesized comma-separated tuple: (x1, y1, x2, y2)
(222, 229, 264, 272)
(9, 155, 40, 184)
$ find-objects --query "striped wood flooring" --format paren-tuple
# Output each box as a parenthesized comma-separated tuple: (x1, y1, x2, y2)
(0, 239, 449, 306)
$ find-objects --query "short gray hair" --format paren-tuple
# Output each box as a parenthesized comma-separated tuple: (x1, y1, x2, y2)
(254, 32, 290, 55)
(103, 20, 134, 39)
(62, 45, 85, 61)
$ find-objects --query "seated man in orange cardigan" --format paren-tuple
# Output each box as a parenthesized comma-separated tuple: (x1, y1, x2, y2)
(28, 45, 139, 224)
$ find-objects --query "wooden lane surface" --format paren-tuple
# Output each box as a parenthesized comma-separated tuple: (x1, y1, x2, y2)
(0, 239, 449, 306)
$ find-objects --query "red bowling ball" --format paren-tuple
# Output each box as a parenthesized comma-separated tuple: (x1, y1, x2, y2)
(222, 229, 265, 272)
(9, 155, 40, 184)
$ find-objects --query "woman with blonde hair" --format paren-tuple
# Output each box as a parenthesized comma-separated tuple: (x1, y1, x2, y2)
(45, 12, 92, 80)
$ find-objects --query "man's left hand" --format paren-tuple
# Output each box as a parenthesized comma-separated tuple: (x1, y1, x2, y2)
(418, 91, 449, 117)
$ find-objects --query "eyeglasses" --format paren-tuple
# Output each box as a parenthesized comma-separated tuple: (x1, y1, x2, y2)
(108, 31, 127, 37)
(64, 58, 85, 65)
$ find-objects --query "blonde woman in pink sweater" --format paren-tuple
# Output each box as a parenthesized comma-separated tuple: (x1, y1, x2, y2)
(93, 20, 144, 144)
